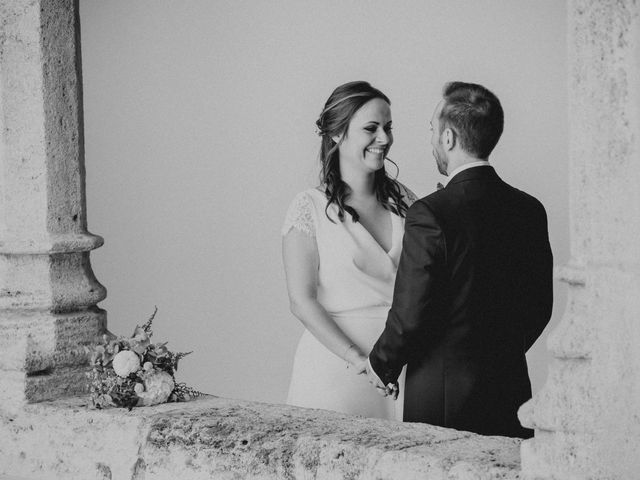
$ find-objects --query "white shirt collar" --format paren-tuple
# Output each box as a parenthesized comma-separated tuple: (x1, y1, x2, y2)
(443, 160, 491, 186)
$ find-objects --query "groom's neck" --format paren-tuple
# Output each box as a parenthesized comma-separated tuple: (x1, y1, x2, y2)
(446, 151, 488, 176)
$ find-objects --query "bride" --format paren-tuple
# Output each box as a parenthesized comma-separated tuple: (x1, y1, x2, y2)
(282, 81, 417, 420)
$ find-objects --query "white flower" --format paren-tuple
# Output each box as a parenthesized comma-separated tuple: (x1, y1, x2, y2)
(134, 383, 145, 395)
(112, 350, 140, 377)
(136, 370, 175, 406)
(143, 361, 153, 372)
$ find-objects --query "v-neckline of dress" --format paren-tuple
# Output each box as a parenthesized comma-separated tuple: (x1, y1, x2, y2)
(312, 188, 400, 258)
(353, 209, 396, 256)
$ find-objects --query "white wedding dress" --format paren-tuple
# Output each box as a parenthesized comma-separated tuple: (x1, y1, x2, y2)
(282, 187, 416, 420)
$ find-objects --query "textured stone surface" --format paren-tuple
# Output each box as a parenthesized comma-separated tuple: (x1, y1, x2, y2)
(0, 396, 522, 480)
(0, 0, 106, 412)
(519, 0, 640, 478)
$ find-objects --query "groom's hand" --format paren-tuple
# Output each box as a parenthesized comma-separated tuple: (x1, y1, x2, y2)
(384, 381, 399, 400)
(360, 358, 399, 399)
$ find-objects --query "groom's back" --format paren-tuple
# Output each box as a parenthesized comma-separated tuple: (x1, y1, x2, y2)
(433, 168, 551, 350)
(405, 166, 553, 437)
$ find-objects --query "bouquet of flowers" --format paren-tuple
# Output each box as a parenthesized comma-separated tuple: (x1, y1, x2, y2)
(87, 308, 202, 409)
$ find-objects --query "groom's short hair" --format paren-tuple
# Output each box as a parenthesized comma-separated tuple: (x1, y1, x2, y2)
(440, 82, 504, 159)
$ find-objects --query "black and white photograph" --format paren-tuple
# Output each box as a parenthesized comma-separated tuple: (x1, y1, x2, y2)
(0, 1, 638, 479)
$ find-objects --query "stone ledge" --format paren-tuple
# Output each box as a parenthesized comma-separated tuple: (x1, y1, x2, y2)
(0, 396, 521, 480)
(0, 233, 104, 255)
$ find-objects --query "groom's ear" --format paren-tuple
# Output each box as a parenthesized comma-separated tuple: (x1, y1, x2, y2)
(443, 128, 455, 151)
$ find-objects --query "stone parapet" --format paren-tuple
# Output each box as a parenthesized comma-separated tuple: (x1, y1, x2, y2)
(0, 396, 522, 480)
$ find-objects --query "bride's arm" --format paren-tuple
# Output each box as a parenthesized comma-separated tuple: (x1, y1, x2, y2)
(282, 229, 366, 367)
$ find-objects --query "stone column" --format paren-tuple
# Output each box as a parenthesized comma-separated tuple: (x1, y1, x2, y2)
(0, 0, 106, 413)
(519, 0, 640, 478)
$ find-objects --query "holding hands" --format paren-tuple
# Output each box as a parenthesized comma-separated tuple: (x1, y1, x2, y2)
(361, 360, 399, 399)
(345, 345, 398, 400)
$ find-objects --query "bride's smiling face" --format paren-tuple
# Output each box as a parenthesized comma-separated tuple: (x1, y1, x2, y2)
(334, 98, 393, 175)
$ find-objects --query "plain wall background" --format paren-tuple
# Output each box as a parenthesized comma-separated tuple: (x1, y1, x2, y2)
(80, 0, 568, 405)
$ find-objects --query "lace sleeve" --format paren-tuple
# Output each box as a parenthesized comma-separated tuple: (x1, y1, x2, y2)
(399, 182, 419, 207)
(281, 191, 316, 237)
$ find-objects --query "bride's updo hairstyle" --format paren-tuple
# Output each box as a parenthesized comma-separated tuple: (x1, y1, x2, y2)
(315, 81, 409, 223)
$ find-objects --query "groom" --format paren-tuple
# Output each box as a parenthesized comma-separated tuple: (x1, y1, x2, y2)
(362, 82, 553, 438)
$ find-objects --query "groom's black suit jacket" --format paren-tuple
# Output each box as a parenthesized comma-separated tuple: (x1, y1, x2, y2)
(370, 165, 553, 438)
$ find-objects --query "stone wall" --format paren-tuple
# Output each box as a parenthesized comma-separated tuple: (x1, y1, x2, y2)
(0, 396, 521, 480)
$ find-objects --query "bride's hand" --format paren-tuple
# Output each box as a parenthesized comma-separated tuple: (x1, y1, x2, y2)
(353, 357, 368, 375)
(344, 345, 367, 373)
